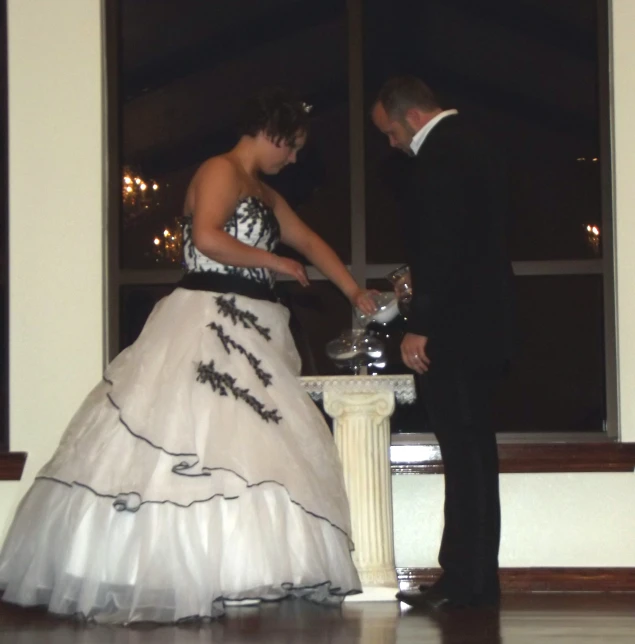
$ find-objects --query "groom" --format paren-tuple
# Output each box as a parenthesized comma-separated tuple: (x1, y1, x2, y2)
(372, 76, 514, 609)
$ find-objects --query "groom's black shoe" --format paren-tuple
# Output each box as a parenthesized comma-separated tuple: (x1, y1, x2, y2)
(396, 588, 467, 610)
(397, 581, 500, 610)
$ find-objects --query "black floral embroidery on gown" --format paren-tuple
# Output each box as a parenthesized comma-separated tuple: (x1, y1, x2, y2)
(215, 295, 272, 340)
(208, 322, 273, 387)
(196, 361, 282, 424)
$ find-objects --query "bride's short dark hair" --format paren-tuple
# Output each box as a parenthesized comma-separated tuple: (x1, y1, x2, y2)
(238, 87, 310, 147)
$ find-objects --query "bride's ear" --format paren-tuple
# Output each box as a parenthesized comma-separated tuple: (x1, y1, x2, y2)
(262, 133, 283, 149)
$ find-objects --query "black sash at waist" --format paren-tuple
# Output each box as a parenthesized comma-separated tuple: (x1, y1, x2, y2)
(176, 271, 279, 303)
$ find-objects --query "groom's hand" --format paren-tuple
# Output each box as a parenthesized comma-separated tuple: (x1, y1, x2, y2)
(401, 333, 430, 374)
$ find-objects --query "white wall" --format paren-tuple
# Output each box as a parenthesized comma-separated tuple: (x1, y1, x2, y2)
(394, 472, 635, 568)
(0, 0, 104, 537)
(2, 0, 635, 567)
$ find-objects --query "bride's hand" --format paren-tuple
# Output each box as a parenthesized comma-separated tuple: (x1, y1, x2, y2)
(272, 256, 310, 287)
(351, 289, 379, 315)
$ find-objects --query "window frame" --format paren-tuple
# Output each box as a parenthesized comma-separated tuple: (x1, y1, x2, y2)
(0, 0, 28, 481)
(0, 0, 7, 453)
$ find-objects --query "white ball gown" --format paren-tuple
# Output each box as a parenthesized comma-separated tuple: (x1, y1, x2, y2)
(0, 197, 361, 623)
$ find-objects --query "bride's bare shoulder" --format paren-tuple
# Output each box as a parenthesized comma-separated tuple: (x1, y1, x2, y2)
(193, 154, 240, 182)
(183, 155, 242, 215)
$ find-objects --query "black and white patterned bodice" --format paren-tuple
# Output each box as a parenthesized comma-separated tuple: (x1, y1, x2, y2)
(183, 197, 281, 287)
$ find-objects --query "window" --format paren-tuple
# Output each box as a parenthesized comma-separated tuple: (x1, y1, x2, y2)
(107, 0, 615, 440)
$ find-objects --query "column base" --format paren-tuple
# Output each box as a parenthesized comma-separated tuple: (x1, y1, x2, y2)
(345, 586, 400, 602)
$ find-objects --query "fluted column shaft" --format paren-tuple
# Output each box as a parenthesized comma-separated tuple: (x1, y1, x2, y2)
(324, 388, 398, 598)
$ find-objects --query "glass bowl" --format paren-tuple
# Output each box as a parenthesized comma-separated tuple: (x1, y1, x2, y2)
(356, 292, 400, 327)
(325, 330, 386, 374)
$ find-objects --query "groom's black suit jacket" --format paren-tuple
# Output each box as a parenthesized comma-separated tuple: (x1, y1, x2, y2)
(401, 114, 515, 372)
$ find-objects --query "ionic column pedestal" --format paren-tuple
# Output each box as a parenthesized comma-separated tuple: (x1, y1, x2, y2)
(300, 375, 416, 602)
(324, 388, 397, 598)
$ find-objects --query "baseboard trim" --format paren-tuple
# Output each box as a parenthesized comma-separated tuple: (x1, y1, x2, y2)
(391, 443, 635, 474)
(397, 567, 635, 592)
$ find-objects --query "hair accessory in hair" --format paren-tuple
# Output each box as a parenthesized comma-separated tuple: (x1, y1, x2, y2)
(302, 102, 313, 114)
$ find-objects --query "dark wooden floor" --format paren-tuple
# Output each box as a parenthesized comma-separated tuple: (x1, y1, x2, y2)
(1, 594, 635, 643)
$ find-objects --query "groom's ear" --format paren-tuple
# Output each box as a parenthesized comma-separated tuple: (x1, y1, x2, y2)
(403, 108, 424, 131)
(370, 102, 382, 127)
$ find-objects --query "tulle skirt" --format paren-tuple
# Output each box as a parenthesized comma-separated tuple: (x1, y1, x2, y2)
(0, 287, 361, 623)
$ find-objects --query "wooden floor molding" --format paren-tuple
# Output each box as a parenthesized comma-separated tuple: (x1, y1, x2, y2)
(0, 452, 27, 481)
(397, 567, 635, 592)
(391, 442, 635, 474)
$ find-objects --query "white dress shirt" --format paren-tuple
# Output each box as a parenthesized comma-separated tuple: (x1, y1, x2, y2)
(410, 109, 459, 156)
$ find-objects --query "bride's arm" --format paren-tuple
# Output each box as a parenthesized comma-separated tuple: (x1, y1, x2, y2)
(190, 158, 308, 285)
(266, 187, 376, 313)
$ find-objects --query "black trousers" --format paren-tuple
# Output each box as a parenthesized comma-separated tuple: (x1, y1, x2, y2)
(420, 363, 501, 599)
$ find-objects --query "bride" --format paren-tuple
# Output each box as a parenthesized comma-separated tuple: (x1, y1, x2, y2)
(0, 88, 376, 624)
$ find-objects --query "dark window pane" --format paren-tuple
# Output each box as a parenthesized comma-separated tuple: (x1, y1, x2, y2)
(275, 104, 351, 264)
(120, 0, 351, 269)
(495, 274, 605, 432)
(121, 166, 195, 270)
(364, 0, 605, 263)
(366, 276, 605, 434)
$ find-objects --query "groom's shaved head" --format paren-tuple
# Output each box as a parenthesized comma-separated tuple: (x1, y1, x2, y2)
(374, 75, 440, 122)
